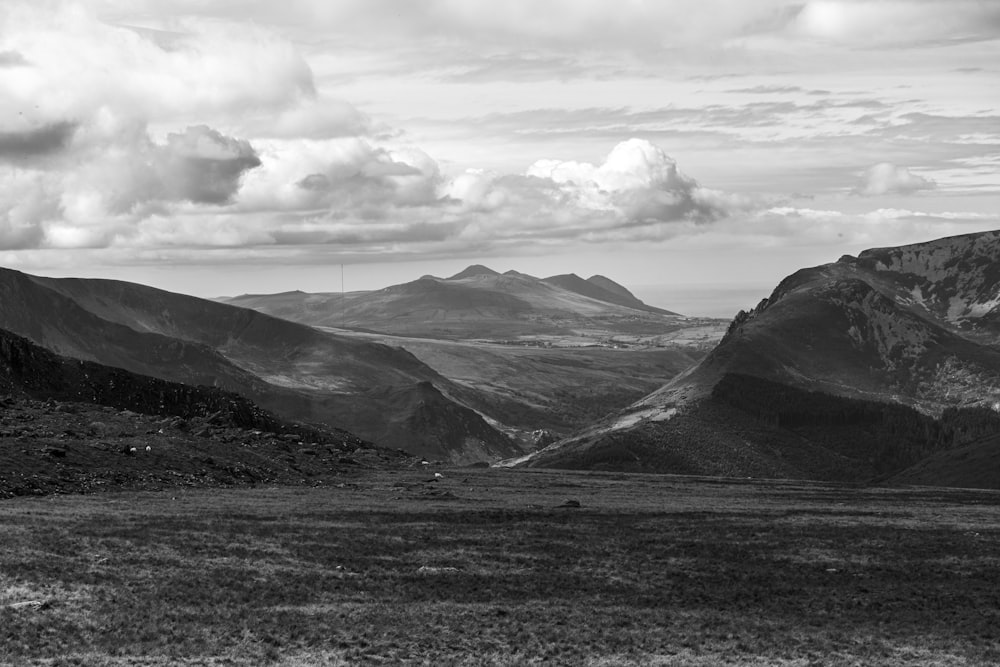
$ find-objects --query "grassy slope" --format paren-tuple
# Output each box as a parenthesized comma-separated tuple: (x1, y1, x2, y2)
(888, 433, 1000, 489)
(1, 471, 999, 665)
(337, 332, 702, 434)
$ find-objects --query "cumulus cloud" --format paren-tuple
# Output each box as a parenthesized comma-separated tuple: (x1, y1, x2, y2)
(0, 3, 316, 123)
(854, 162, 935, 196)
(0, 122, 78, 160)
(0, 121, 261, 250)
(0, 50, 29, 67)
(0, 3, 754, 263)
(527, 138, 732, 224)
(156, 126, 261, 205)
(237, 138, 441, 217)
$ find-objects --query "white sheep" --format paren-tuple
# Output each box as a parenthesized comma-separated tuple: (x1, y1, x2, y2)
(145, 445, 152, 453)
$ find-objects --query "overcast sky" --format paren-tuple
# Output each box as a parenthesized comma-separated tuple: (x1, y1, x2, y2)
(1, 1, 997, 315)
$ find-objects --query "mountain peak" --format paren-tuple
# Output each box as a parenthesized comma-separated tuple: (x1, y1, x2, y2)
(586, 275, 634, 300)
(503, 270, 536, 278)
(448, 265, 500, 280)
(543, 273, 677, 315)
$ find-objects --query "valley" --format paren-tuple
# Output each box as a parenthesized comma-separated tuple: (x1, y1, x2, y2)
(2, 233, 1000, 666)
(322, 328, 705, 436)
(2, 231, 999, 489)
(222, 264, 728, 448)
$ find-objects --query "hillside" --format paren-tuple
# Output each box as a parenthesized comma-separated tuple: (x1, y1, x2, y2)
(0, 327, 411, 498)
(222, 264, 690, 339)
(0, 268, 518, 463)
(517, 230, 1000, 486)
(886, 433, 1000, 490)
(542, 273, 675, 314)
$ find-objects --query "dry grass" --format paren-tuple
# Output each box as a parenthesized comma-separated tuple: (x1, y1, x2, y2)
(2, 470, 999, 665)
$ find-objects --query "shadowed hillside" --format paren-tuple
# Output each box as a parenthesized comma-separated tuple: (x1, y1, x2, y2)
(0, 268, 517, 463)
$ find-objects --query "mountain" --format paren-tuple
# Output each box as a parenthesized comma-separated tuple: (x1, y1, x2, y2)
(0, 326, 342, 441)
(517, 231, 1000, 485)
(222, 264, 686, 339)
(447, 264, 501, 280)
(0, 267, 518, 463)
(542, 273, 676, 314)
(0, 327, 418, 498)
(586, 275, 636, 301)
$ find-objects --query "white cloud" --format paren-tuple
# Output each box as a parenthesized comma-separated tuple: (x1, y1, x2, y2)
(0, 3, 315, 127)
(792, 1, 1000, 47)
(854, 162, 935, 196)
(745, 205, 1000, 250)
(527, 138, 734, 223)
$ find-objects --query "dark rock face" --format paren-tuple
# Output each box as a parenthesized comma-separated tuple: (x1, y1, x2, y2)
(0, 327, 382, 446)
(0, 328, 279, 432)
(0, 329, 414, 499)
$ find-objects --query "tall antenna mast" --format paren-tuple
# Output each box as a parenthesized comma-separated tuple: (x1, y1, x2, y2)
(341, 263, 345, 330)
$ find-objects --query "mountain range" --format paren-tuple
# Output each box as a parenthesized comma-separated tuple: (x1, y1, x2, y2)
(518, 230, 1000, 487)
(222, 265, 679, 339)
(0, 262, 705, 466)
(2, 230, 998, 489)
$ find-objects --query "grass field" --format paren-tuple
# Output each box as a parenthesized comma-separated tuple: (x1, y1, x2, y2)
(2, 469, 999, 665)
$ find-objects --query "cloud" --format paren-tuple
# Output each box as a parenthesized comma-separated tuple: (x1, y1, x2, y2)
(854, 162, 935, 196)
(0, 121, 261, 250)
(439, 53, 594, 83)
(107, 138, 745, 254)
(0, 2, 316, 125)
(0, 121, 77, 160)
(156, 126, 261, 204)
(790, 0, 1000, 47)
(235, 97, 373, 140)
(743, 205, 1000, 249)
(0, 50, 29, 67)
(527, 138, 736, 223)
(105, 0, 795, 53)
(237, 137, 442, 216)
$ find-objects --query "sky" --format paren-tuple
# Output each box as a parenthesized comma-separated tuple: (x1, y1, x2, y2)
(0, 0, 998, 316)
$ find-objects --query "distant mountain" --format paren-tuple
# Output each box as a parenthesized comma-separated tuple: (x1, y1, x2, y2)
(0, 267, 517, 463)
(447, 264, 501, 280)
(542, 273, 675, 314)
(517, 231, 1000, 485)
(223, 264, 684, 338)
(586, 275, 635, 300)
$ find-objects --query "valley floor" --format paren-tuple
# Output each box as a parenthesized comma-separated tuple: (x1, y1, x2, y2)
(2, 470, 999, 666)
